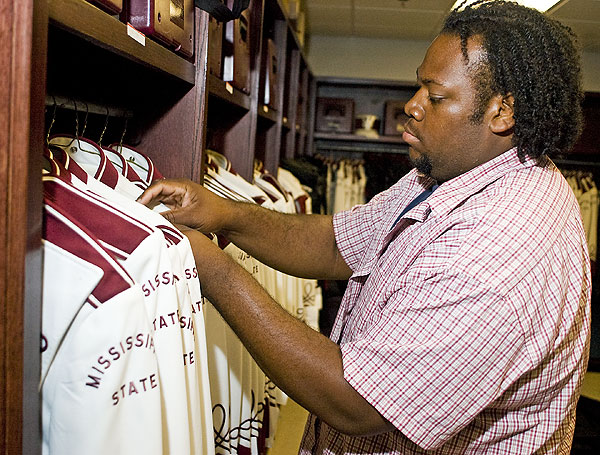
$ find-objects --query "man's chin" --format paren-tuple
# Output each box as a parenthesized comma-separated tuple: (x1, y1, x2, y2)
(409, 151, 433, 177)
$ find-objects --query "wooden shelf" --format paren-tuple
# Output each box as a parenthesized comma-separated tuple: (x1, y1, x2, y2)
(314, 131, 407, 145)
(316, 76, 418, 89)
(258, 104, 279, 122)
(207, 74, 251, 110)
(49, 0, 195, 84)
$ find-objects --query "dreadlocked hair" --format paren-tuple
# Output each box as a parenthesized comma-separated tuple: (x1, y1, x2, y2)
(442, 0, 584, 159)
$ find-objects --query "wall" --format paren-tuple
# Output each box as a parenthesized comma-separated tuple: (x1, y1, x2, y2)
(307, 34, 600, 93)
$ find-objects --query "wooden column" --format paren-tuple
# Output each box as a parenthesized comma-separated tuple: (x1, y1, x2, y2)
(0, 0, 47, 453)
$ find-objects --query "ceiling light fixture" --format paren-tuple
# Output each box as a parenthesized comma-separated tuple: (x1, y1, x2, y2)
(450, 0, 563, 13)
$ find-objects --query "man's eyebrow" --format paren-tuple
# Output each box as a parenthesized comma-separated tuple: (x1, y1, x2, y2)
(416, 68, 446, 87)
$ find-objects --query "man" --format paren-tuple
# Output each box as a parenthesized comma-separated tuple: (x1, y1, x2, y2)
(138, 1, 591, 453)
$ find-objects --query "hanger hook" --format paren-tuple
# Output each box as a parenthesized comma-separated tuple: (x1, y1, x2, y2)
(118, 117, 128, 152)
(46, 95, 58, 146)
(98, 105, 110, 147)
(71, 99, 82, 151)
(80, 101, 89, 138)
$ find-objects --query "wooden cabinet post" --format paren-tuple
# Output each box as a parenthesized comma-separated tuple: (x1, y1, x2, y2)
(0, 0, 47, 453)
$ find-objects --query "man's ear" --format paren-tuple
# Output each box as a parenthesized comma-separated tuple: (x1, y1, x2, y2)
(489, 93, 515, 134)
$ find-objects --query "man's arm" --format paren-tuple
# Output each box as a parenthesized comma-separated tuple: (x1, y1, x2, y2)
(138, 179, 352, 280)
(185, 229, 395, 437)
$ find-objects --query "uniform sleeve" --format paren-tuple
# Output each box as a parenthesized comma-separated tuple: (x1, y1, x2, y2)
(340, 270, 532, 450)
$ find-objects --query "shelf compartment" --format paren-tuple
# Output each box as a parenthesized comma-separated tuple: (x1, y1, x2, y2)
(207, 74, 251, 111)
(48, 0, 195, 84)
(258, 104, 278, 122)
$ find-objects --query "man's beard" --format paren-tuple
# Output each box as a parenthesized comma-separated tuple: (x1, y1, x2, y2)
(411, 154, 433, 177)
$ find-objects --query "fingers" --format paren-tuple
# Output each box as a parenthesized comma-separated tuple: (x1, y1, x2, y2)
(136, 179, 187, 207)
(137, 178, 224, 232)
(162, 206, 202, 229)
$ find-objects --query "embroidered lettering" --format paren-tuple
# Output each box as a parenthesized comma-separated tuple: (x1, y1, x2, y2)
(86, 332, 154, 389)
(112, 373, 158, 406)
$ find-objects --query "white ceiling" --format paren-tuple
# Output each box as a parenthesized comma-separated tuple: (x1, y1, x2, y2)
(305, 0, 600, 53)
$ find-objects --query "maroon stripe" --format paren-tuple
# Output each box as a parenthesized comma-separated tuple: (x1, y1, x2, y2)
(124, 162, 145, 186)
(43, 176, 152, 255)
(46, 143, 89, 183)
(93, 145, 120, 189)
(156, 224, 183, 246)
(109, 143, 165, 183)
(103, 148, 129, 175)
(104, 147, 146, 187)
(259, 173, 289, 202)
(43, 202, 133, 304)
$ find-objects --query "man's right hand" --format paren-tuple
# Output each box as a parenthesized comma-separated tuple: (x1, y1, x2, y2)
(139, 177, 351, 281)
(137, 178, 232, 233)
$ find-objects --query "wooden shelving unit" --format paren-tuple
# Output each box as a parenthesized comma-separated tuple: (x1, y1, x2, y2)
(1, 0, 312, 453)
(205, 0, 312, 178)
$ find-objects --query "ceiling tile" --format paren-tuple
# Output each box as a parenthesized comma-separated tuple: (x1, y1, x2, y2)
(353, 24, 439, 40)
(306, 5, 353, 25)
(353, 0, 455, 11)
(355, 8, 445, 29)
(306, 5, 353, 34)
(551, 0, 600, 20)
(309, 22, 355, 35)
(558, 18, 600, 50)
(304, 0, 600, 56)
(304, 0, 352, 7)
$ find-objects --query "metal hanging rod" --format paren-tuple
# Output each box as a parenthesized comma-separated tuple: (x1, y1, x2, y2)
(554, 158, 600, 168)
(45, 95, 135, 118)
(315, 144, 409, 155)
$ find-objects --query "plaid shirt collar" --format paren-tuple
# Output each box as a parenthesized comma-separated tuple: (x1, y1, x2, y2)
(423, 147, 546, 219)
(404, 147, 551, 222)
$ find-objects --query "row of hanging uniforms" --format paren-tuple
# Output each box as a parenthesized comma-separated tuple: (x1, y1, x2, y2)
(324, 158, 367, 214)
(564, 170, 598, 273)
(41, 132, 322, 455)
(202, 149, 323, 454)
(41, 134, 214, 455)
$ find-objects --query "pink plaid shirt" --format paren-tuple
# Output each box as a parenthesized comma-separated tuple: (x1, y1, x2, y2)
(300, 148, 591, 454)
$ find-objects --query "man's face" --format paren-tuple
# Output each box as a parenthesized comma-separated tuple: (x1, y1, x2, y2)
(403, 34, 497, 183)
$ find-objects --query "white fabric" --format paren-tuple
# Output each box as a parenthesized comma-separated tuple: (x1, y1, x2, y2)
(44, 150, 214, 454)
(42, 205, 163, 455)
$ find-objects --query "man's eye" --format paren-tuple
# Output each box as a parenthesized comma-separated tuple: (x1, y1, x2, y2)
(429, 96, 443, 104)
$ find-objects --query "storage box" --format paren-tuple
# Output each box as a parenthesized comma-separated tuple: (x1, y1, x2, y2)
(316, 98, 354, 134)
(169, 0, 195, 57)
(124, 0, 194, 57)
(295, 11, 305, 48)
(86, 0, 122, 14)
(264, 39, 278, 107)
(384, 100, 409, 136)
(208, 14, 223, 77)
(223, 5, 251, 93)
(288, 0, 301, 20)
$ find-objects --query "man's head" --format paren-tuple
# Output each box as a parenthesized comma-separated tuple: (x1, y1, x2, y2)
(403, 0, 583, 182)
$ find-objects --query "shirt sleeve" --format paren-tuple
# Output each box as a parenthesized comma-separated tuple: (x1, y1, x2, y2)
(333, 187, 397, 272)
(340, 270, 533, 450)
